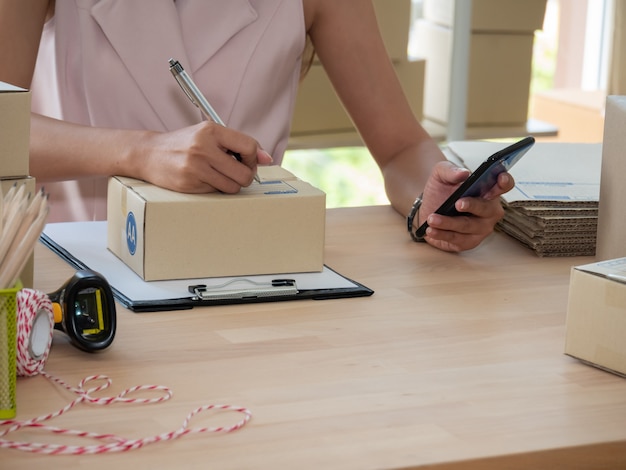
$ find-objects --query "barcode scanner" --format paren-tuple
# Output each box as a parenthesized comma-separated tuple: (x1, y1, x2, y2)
(48, 270, 116, 352)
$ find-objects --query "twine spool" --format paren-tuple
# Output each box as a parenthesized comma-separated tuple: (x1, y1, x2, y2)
(16, 288, 54, 377)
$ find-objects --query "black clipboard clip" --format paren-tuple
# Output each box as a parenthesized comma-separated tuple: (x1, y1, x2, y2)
(188, 278, 298, 301)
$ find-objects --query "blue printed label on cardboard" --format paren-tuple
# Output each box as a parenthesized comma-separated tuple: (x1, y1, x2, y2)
(126, 212, 137, 256)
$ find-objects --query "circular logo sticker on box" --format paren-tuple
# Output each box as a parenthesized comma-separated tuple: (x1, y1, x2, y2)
(126, 212, 137, 256)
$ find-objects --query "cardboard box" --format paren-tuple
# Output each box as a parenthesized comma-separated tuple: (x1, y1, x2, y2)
(0, 177, 36, 288)
(423, 0, 547, 33)
(0, 82, 30, 178)
(596, 96, 626, 261)
(107, 167, 326, 281)
(415, 19, 534, 126)
(291, 64, 354, 137)
(395, 58, 425, 122)
(372, 0, 412, 61)
(291, 59, 424, 137)
(290, 0, 420, 144)
(565, 258, 626, 377)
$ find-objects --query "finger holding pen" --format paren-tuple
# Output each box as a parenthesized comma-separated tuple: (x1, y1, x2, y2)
(140, 122, 269, 194)
(168, 59, 265, 176)
(209, 122, 274, 167)
(193, 122, 271, 190)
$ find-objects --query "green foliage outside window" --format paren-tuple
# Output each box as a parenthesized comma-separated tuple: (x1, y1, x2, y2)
(282, 147, 389, 208)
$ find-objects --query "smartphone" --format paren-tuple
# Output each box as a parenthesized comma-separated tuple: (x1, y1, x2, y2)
(414, 136, 535, 238)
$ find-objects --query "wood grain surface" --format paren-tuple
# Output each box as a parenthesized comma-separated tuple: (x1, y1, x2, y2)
(5, 206, 626, 469)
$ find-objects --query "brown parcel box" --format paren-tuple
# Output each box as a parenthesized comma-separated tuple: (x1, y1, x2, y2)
(0, 81, 30, 178)
(107, 167, 326, 281)
(565, 258, 626, 378)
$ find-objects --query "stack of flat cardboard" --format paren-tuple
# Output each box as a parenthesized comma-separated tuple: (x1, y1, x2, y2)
(445, 141, 601, 256)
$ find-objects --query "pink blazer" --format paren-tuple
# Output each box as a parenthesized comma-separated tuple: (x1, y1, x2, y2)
(31, 0, 305, 222)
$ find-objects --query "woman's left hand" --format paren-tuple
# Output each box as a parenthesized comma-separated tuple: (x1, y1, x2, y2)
(419, 161, 515, 252)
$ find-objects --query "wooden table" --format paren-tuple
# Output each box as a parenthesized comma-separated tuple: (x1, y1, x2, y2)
(5, 206, 626, 469)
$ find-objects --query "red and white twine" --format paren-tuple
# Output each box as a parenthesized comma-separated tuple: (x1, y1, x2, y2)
(15, 288, 54, 377)
(0, 289, 252, 455)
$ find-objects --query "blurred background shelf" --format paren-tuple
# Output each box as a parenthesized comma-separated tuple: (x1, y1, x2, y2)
(285, 0, 617, 208)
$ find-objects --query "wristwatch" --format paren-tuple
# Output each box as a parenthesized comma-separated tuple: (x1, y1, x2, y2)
(407, 194, 426, 242)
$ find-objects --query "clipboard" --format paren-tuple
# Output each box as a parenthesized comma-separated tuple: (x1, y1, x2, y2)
(40, 222, 373, 312)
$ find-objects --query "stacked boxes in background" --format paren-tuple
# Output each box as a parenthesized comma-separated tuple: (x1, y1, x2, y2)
(289, 0, 424, 147)
(0, 81, 34, 288)
(415, 0, 547, 128)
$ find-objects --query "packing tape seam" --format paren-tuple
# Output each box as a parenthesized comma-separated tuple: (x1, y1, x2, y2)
(0, 288, 252, 455)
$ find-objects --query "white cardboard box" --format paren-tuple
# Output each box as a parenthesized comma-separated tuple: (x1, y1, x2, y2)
(107, 167, 326, 281)
(596, 96, 626, 261)
(0, 81, 30, 178)
(565, 258, 626, 378)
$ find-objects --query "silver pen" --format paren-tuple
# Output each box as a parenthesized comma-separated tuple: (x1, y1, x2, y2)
(168, 58, 242, 163)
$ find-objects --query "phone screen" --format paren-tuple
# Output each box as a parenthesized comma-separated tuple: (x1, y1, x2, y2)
(414, 136, 535, 238)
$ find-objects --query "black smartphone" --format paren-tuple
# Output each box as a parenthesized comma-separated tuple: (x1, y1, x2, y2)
(414, 136, 535, 238)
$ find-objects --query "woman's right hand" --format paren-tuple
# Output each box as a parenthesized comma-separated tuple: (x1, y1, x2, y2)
(136, 121, 273, 194)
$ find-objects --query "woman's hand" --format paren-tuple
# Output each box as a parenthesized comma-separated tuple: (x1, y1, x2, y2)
(136, 121, 273, 194)
(419, 161, 515, 252)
